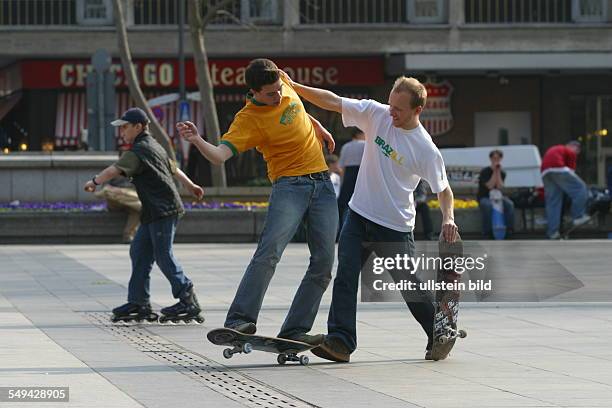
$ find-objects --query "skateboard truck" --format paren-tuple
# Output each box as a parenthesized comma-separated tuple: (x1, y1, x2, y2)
(223, 342, 253, 359)
(277, 353, 309, 366)
(437, 325, 467, 345)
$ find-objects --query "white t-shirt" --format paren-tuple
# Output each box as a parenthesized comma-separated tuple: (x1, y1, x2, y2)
(342, 97, 449, 232)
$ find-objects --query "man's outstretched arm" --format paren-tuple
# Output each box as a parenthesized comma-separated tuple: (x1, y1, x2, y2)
(280, 71, 342, 113)
(176, 121, 233, 165)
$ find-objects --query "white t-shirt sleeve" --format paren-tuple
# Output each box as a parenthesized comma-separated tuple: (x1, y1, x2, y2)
(419, 150, 449, 194)
(341, 98, 376, 133)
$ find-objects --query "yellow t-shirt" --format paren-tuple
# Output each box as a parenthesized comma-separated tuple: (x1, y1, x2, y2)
(220, 77, 328, 181)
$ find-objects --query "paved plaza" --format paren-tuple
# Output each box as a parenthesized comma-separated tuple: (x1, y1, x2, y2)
(1, 241, 612, 407)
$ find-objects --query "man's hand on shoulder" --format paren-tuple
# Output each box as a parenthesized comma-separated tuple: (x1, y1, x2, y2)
(278, 70, 295, 88)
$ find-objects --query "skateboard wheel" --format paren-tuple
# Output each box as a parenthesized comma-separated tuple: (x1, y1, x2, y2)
(299, 355, 309, 366)
(459, 329, 467, 338)
(277, 354, 287, 365)
(242, 343, 253, 354)
(223, 348, 233, 359)
(438, 335, 449, 345)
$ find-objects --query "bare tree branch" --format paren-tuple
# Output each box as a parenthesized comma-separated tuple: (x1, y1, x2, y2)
(201, 0, 237, 27)
(112, 0, 175, 158)
(187, 0, 233, 187)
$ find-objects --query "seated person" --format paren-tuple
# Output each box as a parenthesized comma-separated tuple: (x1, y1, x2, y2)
(477, 149, 515, 238)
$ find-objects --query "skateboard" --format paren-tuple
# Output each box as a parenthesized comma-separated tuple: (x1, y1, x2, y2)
(561, 216, 592, 239)
(431, 232, 467, 361)
(207, 328, 314, 365)
(489, 189, 506, 240)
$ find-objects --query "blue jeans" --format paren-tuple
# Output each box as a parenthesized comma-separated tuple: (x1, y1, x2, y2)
(327, 209, 434, 353)
(479, 196, 515, 237)
(225, 174, 338, 338)
(127, 215, 192, 305)
(543, 171, 588, 237)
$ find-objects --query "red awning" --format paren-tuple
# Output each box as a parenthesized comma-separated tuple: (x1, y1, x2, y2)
(54, 92, 244, 148)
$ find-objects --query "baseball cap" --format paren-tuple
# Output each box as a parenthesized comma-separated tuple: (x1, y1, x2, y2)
(111, 108, 150, 126)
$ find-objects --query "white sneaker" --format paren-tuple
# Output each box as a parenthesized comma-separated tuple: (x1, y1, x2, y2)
(549, 231, 561, 240)
(572, 214, 591, 227)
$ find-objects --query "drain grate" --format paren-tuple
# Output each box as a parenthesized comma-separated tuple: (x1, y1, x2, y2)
(84, 312, 318, 408)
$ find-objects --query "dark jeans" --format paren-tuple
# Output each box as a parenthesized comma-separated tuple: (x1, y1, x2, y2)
(225, 174, 338, 338)
(337, 166, 359, 225)
(327, 209, 434, 353)
(127, 215, 192, 305)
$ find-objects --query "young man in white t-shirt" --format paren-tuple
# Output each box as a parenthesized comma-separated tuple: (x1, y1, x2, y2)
(282, 72, 459, 362)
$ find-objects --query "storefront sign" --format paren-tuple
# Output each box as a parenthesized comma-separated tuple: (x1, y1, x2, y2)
(20, 57, 384, 90)
(421, 81, 454, 136)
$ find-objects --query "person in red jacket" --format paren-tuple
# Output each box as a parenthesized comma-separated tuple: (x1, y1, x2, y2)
(541, 141, 590, 239)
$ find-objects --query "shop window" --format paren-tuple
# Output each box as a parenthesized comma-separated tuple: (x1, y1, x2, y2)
(572, 0, 607, 22)
(77, 0, 113, 25)
(241, 0, 281, 24)
(407, 0, 446, 24)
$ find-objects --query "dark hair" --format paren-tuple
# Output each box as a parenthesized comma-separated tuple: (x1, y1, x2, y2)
(245, 59, 280, 92)
(489, 149, 503, 158)
(351, 127, 364, 139)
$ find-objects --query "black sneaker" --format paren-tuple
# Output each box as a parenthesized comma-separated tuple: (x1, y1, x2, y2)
(280, 333, 325, 346)
(228, 322, 257, 335)
(311, 336, 351, 362)
(425, 338, 433, 360)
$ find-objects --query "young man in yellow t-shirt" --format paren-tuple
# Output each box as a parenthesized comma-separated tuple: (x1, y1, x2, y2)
(177, 59, 338, 345)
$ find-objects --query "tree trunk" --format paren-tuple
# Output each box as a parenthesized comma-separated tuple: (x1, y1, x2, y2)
(112, 0, 175, 158)
(187, 0, 228, 187)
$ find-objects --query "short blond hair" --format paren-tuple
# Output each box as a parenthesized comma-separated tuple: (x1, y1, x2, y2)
(392, 76, 427, 108)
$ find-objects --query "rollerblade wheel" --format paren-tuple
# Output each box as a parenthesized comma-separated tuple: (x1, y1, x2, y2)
(223, 349, 233, 359)
(458, 329, 467, 338)
(242, 343, 253, 354)
(277, 354, 287, 365)
(194, 316, 205, 324)
(299, 355, 309, 366)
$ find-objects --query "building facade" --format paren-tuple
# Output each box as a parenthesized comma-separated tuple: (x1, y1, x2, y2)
(0, 0, 611, 186)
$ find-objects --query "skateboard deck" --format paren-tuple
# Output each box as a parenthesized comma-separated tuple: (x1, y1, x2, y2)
(562, 216, 591, 239)
(431, 232, 467, 361)
(207, 328, 314, 365)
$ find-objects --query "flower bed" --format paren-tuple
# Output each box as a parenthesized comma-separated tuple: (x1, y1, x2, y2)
(1, 199, 481, 212)
(0, 201, 269, 212)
